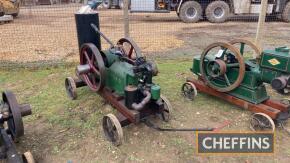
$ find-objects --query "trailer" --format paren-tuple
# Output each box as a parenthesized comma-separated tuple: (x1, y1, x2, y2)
(130, 0, 290, 23)
(102, 0, 124, 9)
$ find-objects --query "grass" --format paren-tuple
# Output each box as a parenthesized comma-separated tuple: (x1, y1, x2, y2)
(0, 59, 193, 133)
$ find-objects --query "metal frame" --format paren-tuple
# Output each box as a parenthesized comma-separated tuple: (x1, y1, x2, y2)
(73, 79, 162, 126)
(186, 77, 290, 121)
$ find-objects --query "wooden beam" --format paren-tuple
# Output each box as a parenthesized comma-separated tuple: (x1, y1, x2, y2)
(255, 0, 268, 57)
(123, 0, 130, 38)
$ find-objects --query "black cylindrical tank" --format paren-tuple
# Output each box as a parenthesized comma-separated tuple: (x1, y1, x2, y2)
(75, 13, 101, 51)
(125, 85, 138, 109)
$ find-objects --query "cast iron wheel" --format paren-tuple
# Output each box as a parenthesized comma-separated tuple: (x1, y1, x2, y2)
(160, 95, 172, 122)
(179, 1, 202, 23)
(65, 77, 77, 100)
(117, 37, 142, 62)
(282, 2, 290, 22)
(229, 39, 262, 59)
(102, 0, 112, 9)
(206, 1, 230, 23)
(250, 113, 275, 132)
(80, 43, 105, 92)
(103, 114, 124, 146)
(181, 82, 197, 100)
(200, 42, 245, 92)
(22, 151, 35, 163)
(2, 91, 24, 141)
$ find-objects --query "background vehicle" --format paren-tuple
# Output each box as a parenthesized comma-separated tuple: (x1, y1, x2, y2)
(0, 4, 4, 17)
(0, 0, 20, 17)
(102, 0, 124, 9)
(130, 0, 290, 23)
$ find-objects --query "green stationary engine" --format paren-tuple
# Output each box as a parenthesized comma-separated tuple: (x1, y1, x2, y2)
(76, 36, 161, 108)
(65, 13, 171, 146)
(190, 39, 290, 104)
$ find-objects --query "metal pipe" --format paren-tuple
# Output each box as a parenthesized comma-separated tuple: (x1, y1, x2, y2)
(132, 90, 151, 111)
(19, 104, 32, 117)
(90, 23, 115, 48)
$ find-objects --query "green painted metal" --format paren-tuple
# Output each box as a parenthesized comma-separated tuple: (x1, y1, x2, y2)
(103, 50, 119, 67)
(103, 50, 161, 101)
(260, 47, 290, 73)
(105, 60, 137, 96)
(192, 46, 290, 104)
(151, 85, 161, 100)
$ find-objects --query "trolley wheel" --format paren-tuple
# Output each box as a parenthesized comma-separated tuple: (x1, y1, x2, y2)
(159, 95, 172, 122)
(65, 77, 77, 100)
(22, 151, 35, 163)
(102, 114, 123, 146)
(250, 113, 275, 132)
(2, 91, 24, 141)
(181, 82, 197, 100)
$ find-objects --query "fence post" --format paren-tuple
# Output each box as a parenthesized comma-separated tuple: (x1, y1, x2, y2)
(255, 0, 268, 57)
(123, 0, 130, 38)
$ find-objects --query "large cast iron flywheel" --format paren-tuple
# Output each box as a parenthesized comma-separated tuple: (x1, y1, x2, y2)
(116, 37, 142, 62)
(79, 43, 105, 92)
(229, 39, 262, 60)
(200, 42, 245, 92)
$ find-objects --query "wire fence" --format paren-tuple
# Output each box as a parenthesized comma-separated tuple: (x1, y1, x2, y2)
(0, 0, 290, 65)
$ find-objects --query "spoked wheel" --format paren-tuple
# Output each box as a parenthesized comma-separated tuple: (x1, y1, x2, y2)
(79, 43, 105, 92)
(200, 42, 245, 92)
(2, 91, 24, 141)
(229, 39, 261, 59)
(250, 113, 275, 132)
(22, 151, 35, 163)
(116, 38, 142, 62)
(102, 114, 123, 146)
(181, 82, 197, 100)
(159, 95, 172, 122)
(65, 77, 77, 100)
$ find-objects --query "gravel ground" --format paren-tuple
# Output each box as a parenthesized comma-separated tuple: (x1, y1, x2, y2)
(0, 4, 290, 63)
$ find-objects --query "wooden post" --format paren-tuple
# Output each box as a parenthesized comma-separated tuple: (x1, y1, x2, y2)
(255, 0, 268, 57)
(123, 0, 130, 38)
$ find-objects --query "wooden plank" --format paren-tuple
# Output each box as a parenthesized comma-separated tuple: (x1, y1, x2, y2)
(255, 0, 268, 53)
(187, 78, 280, 119)
(123, 0, 130, 37)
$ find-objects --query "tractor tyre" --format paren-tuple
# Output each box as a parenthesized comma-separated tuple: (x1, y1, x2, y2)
(206, 1, 230, 23)
(179, 1, 202, 23)
(282, 2, 290, 22)
(12, 12, 19, 17)
(0, 5, 4, 17)
(119, 0, 124, 9)
(103, 0, 112, 9)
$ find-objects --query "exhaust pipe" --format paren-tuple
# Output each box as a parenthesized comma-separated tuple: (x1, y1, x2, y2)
(132, 90, 151, 111)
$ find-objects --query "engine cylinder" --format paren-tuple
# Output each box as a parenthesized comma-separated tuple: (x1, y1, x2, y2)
(271, 76, 288, 90)
(125, 85, 138, 109)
